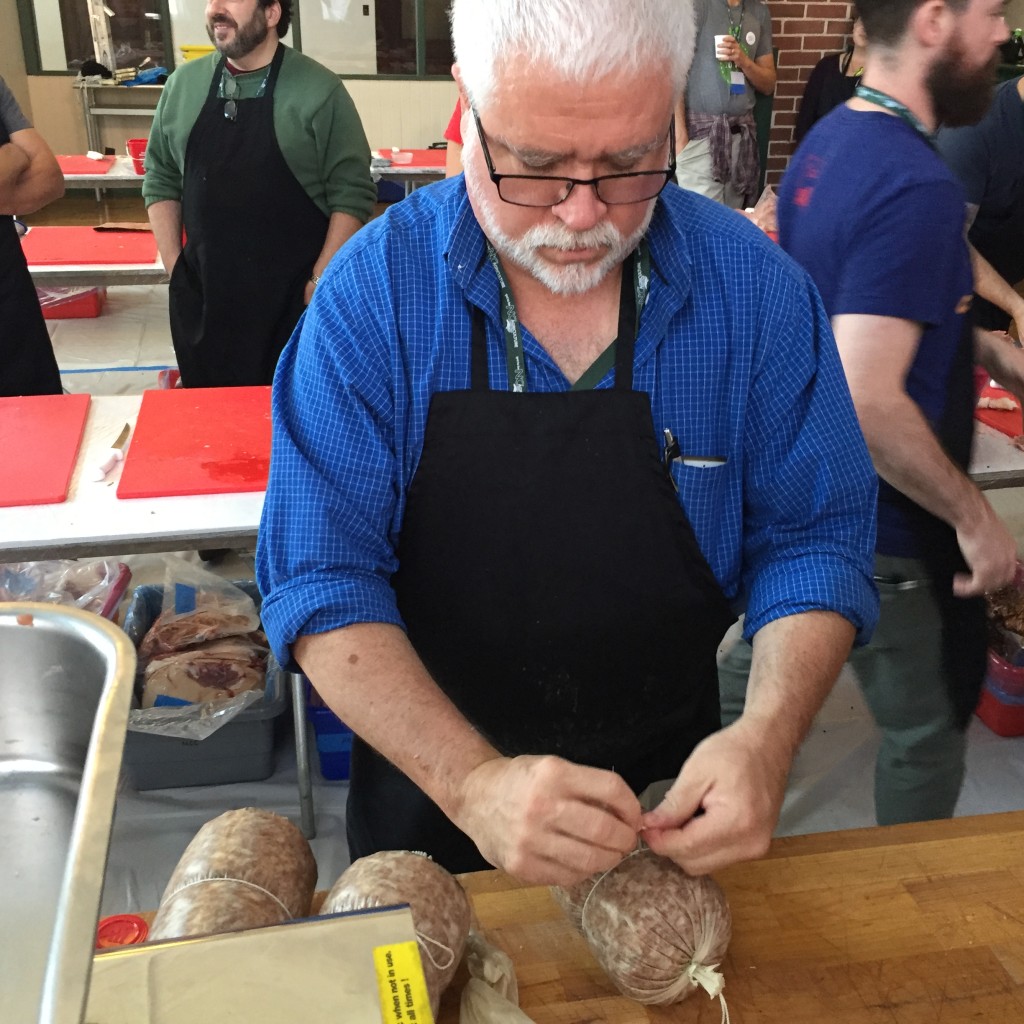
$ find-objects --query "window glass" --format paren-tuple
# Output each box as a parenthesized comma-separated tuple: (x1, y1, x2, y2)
(57, 0, 169, 72)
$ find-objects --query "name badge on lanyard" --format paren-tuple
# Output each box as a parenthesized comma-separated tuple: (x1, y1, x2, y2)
(730, 70, 746, 95)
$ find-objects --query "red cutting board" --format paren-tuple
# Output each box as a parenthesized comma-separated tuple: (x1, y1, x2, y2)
(116, 387, 271, 499)
(58, 155, 116, 175)
(376, 148, 447, 168)
(21, 226, 157, 266)
(0, 393, 91, 507)
(974, 383, 1024, 438)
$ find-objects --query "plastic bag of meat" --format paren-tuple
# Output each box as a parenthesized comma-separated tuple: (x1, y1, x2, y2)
(149, 808, 316, 942)
(136, 562, 262, 660)
(322, 850, 471, 1018)
(0, 558, 130, 619)
(140, 637, 268, 707)
(551, 848, 731, 1007)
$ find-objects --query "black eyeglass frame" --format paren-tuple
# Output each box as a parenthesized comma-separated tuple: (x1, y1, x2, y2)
(471, 108, 676, 208)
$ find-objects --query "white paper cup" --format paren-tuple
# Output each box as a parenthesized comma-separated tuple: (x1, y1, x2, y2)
(714, 34, 731, 59)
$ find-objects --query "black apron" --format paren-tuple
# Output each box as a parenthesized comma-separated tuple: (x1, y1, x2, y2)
(346, 256, 736, 873)
(881, 313, 987, 728)
(169, 45, 328, 387)
(0, 204, 61, 396)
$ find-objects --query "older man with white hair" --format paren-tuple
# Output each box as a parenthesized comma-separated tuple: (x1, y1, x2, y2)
(257, 0, 879, 885)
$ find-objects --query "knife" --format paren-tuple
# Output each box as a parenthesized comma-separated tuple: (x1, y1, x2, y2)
(89, 423, 131, 482)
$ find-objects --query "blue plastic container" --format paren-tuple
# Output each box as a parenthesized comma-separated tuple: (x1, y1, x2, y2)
(304, 679, 353, 780)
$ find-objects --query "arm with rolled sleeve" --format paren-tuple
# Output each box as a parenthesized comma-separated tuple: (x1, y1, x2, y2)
(304, 83, 375, 300)
(643, 251, 878, 874)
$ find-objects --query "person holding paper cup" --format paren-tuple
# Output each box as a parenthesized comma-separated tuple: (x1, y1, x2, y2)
(675, 0, 776, 209)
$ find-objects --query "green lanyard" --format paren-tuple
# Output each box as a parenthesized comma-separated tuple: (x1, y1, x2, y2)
(483, 239, 651, 393)
(854, 84, 934, 146)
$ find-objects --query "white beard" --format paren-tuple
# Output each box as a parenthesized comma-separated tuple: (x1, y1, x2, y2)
(464, 135, 656, 296)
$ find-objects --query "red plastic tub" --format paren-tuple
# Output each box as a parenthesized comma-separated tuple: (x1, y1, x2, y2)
(976, 683, 1024, 737)
(986, 648, 1024, 700)
(36, 286, 107, 320)
(126, 138, 147, 175)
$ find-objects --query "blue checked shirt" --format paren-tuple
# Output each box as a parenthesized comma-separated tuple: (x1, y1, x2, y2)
(257, 178, 879, 670)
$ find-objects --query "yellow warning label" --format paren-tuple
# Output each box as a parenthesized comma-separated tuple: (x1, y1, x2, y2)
(373, 940, 435, 1024)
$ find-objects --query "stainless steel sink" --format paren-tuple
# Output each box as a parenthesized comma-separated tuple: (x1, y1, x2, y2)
(0, 603, 136, 1024)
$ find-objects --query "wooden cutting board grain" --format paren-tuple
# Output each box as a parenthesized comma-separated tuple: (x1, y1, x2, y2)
(129, 813, 1024, 1022)
(437, 812, 1024, 1022)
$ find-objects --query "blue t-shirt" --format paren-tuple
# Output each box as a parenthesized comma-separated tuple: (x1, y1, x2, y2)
(936, 77, 1024, 297)
(255, 178, 880, 669)
(779, 106, 974, 558)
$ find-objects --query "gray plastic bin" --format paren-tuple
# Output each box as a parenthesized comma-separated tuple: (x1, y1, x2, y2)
(121, 581, 287, 790)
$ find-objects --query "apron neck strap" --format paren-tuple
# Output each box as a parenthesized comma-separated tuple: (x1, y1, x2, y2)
(473, 239, 649, 393)
(210, 43, 285, 102)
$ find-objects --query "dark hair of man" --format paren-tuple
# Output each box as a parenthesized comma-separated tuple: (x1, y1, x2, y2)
(856, 0, 968, 47)
(260, 0, 292, 38)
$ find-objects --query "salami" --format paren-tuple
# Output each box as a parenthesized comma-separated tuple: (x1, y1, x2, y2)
(149, 808, 316, 941)
(322, 850, 470, 1016)
(552, 848, 732, 1006)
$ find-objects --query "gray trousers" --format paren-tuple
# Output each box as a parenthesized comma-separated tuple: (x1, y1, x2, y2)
(719, 554, 967, 825)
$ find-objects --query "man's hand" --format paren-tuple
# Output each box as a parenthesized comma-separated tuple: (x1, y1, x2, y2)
(639, 718, 786, 875)
(952, 502, 1017, 597)
(454, 754, 643, 886)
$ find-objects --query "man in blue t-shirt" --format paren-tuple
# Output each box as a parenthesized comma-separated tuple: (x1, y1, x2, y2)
(721, 0, 1023, 827)
(936, 76, 1024, 334)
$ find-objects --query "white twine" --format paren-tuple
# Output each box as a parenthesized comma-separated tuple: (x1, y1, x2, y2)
(167, 874, 294, 919)
(578, 845, 645, 930)
(686, 961, 731, 1024)
(415, 929, 457, 971)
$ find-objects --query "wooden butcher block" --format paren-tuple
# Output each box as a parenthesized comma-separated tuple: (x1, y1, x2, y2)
(434, 812, 1024, 1022)
(128, 814, 1024, 1022)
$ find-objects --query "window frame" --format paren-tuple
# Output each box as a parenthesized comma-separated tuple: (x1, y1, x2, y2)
(16, 0, 453, 80)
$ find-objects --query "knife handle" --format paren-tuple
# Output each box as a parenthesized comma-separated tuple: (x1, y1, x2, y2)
(89, 448, 124, 482)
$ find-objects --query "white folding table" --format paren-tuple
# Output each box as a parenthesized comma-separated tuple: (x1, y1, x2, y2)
(0, 394, 316, 838)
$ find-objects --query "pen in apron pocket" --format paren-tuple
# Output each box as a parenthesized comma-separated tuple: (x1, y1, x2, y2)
(663, 428, 727, 469)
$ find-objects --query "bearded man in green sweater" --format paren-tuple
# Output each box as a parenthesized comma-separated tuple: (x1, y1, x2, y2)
(144, 0, 375, 387)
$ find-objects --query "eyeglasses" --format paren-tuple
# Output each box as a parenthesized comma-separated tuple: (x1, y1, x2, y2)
(471, 108, 676, 208)
(223, 72, 238, 121)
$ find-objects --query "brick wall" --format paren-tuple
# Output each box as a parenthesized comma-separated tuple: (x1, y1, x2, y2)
(765, 1, 857, 186)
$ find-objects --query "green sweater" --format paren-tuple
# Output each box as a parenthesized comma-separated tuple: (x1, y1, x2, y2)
(142, 46, 375, 222)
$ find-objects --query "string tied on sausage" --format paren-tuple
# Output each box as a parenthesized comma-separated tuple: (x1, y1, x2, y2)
(168, 874, 295, 919)
(685, 961, 731, 1024)
(415, 930, 456, 971)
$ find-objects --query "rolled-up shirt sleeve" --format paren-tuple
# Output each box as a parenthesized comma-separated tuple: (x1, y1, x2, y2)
(738, 259, 879, 643)
(257, 244, 405, 670)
